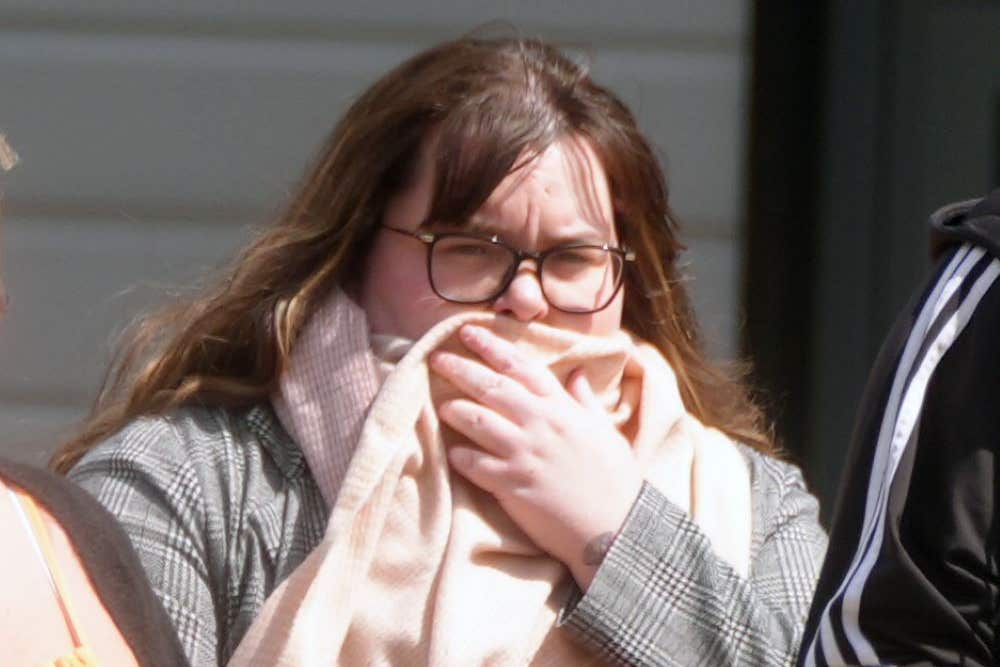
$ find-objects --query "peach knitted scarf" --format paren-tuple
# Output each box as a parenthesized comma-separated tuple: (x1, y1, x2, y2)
(231, 290, 751, 667)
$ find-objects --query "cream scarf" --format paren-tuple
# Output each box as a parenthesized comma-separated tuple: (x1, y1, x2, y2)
(229, 290, 752, 666)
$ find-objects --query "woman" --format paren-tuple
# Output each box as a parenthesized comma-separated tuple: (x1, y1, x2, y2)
(0, 457, 189, 667)
(56, 37, 826, 666)
(0, 136, 187, 667)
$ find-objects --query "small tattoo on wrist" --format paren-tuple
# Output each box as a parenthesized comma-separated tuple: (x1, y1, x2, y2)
(582, 532, 616, 567)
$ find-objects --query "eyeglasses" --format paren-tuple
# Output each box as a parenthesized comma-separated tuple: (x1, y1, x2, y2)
(382, 224, 635, 313)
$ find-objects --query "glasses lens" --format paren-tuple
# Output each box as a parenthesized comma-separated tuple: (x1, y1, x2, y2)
(542, 247, 624, 312)
(430, 235, 514, 302)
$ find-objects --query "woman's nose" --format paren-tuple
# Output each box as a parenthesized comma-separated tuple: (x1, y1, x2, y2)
(491, 264, 549, 322)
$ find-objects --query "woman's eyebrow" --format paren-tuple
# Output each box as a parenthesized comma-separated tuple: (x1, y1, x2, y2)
(431, 214, 615, 245)
(467, 214, 612, 239)
(463, 215, 504, 234)
(545, 220, 615, 245)
(421, 217, 494, 233)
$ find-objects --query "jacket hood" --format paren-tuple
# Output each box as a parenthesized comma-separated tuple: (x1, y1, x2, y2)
(930, 188, 1000, 260)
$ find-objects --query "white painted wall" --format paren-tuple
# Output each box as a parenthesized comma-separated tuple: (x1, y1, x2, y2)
(0, 1, 750, 463)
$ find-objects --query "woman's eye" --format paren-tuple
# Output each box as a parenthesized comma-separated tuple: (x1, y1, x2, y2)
(552, 250, 603, 266)
(448, 243, 489, 256)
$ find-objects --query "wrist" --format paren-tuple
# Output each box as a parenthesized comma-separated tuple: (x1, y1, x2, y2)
(565, 478, 644, 590)
(568, 531, 617, 590)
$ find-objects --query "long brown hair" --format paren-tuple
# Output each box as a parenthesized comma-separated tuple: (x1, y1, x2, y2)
(52, 36, 773, 473)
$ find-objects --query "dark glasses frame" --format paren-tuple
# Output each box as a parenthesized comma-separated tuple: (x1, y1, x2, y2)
(381, 224, 635, 314)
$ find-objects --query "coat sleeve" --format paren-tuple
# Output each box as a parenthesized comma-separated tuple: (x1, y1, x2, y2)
(69, 416, 220, 667)
(559, 455, 827, 666)
(798, 249, 1000, 667)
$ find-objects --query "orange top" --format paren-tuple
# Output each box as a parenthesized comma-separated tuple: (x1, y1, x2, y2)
(1, 480, 139, 667)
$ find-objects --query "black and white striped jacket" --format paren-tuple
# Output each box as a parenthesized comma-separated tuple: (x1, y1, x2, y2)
(799, 189, 1000, 667)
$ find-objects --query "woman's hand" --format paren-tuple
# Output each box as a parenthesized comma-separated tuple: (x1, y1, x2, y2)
(430, 323, 644, 589)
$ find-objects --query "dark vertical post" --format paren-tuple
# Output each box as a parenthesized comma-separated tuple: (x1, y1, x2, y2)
(742, 4, 828, 466)
(994, 93, 1000, 186)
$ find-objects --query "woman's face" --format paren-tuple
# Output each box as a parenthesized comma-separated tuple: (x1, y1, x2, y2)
(359, 135, 624, 340)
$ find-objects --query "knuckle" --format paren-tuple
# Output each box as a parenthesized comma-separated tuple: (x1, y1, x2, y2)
(508, 455, 539, 489)
(477, 375, 506, 401)
(494, 356, 516, 376)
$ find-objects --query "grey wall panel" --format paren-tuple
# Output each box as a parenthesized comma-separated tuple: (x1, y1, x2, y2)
(0, 35, 421, 219)
(0, 403, 85, 465)
(922, 5, 1000, 193)
(590, 48, 747, 231)
(0, 1, 745, 40)
(1, 34, 745, 230)
(0, 217, 248, 402)
(683, 233, 739, 358)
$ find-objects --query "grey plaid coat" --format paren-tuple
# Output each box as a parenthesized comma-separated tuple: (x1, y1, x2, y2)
(70, 405, 826, 667)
